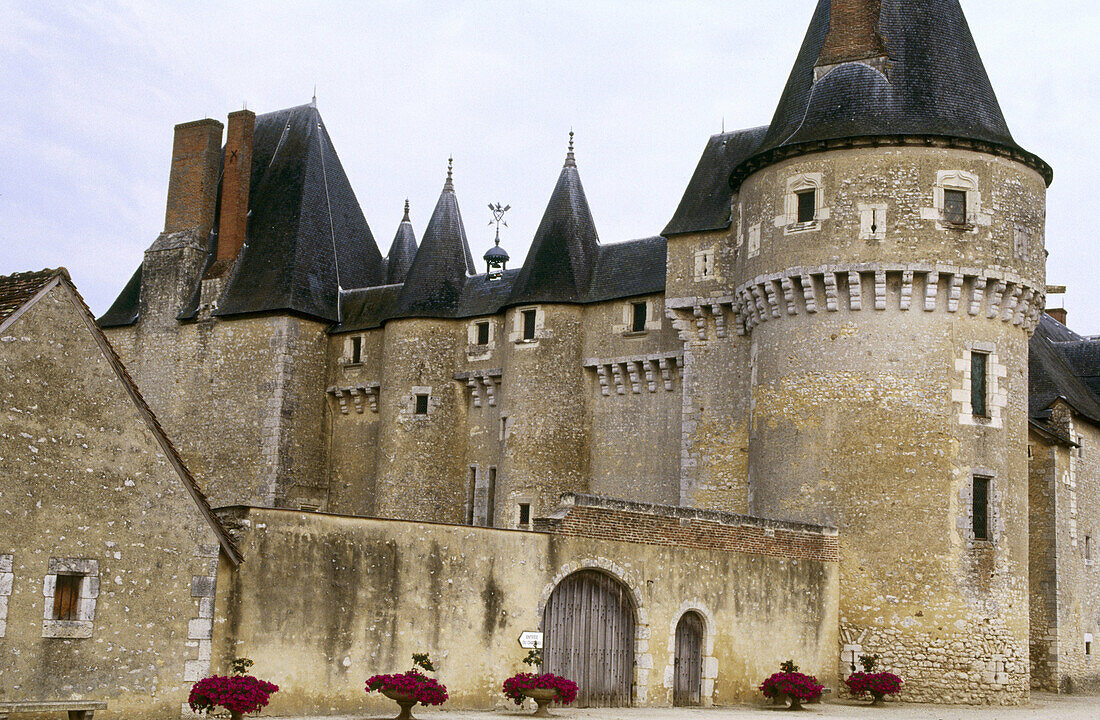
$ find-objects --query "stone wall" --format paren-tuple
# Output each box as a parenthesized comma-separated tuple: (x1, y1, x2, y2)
(0, 283, 225, 719)
(211, 500, 838, 713)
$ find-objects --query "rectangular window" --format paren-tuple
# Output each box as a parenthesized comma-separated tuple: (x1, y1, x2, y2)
(971, 352, 989, 418)
(350, 336, 362, 364)
(944, 189, 968, 224)
(414, 394, 429, 415)
(522, 309, 537, 341)
(52, 574, 81, 621)
(500, 417, 510, 441)
(476, 321, 490, 345)
(486, 468, 497, 528)
(1087, 535, 1093, 561)
(466, 468, 477, 525)
(797, 190, 816, 223)
(631, 302, 647, 333)
(973, 476, 991, 541)
(1087, 640, 1093, 656)
(519, 503, 531, 526)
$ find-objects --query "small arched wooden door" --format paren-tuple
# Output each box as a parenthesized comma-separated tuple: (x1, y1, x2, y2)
(542, 570, 635, 707)
(673, 611, 704, 706)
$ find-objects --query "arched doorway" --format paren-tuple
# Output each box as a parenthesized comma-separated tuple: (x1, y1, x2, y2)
(542, 569, 635, 707)
(673, 611, 704, 706)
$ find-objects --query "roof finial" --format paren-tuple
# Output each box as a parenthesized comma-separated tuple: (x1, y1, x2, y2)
(311, 85, 317, 107)
(402, 198, 411, 223)
(444, 156, 454, 190)
(565, 129, 576, 168)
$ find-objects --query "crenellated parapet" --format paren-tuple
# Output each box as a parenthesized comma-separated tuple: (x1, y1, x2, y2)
(668, 264, 1044, 341)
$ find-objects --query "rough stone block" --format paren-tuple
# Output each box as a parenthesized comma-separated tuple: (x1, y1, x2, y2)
(0, 555, 11, 573)
(188, 617, 213, 640)
(191, 576, 216, 598)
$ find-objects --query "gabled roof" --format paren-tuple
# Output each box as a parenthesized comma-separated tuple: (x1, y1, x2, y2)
(1029, 314, 1100, 426)
(1, 268, 241, 563)
(583, 236, 666, 303)
(734, 0, 1051, 187)
(508, 146, 600, 305)
(663, 127, 768, 236)
(386, 166, 476, 319)
(384, 202, 419, 285)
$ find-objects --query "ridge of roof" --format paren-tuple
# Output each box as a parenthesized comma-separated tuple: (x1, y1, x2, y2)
(732, 0, 1051, 188)
(508, 148, 600, 305)
(2, 270, 240, 563)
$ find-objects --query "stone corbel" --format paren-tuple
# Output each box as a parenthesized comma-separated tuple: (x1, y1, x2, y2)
(924, 271, 939, 312)
(611, 363, 627, 395)
(467, 378, 482, 408)
(970, 277, 987, 316)
(596, 364, 612, 396)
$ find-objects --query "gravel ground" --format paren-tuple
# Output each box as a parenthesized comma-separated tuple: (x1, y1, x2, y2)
(278, 693, 1100, 720)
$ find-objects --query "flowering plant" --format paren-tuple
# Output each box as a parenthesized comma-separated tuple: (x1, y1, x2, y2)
(845, 671, 903, 698)
(189, 673, 279, 715)
(759, 670, 824, 703)
(366, 654, 448, 706)
(502, 673, 579, 706)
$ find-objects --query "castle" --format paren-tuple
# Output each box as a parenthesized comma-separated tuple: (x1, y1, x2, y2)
(3, 0, 1099, 716)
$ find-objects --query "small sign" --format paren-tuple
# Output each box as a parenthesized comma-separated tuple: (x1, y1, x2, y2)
(518, 631, 543, 649)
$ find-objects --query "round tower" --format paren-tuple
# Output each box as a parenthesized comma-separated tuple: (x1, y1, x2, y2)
(729, 0, 1051, 704)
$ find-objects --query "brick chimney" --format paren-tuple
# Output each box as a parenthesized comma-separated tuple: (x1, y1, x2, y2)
(211, 110, 255, 275)
(1046, 307, 1068, 326)
(164, 119, 224, 238)
(816, 0, 889, 74)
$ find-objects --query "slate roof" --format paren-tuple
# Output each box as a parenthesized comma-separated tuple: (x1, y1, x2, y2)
(583, 236, 666, 303)
(732, 0, 1051, 187)
(1029, 315, 1100, 425)
(663, 127, 768, 236)
(508, 148, 601, 305)
(384, 202, 419, 285)
(99, 264, 143, 327)
(0, 268, 63, 325)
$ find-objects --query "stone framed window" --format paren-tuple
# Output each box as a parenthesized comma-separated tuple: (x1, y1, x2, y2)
(972, 475, 991, 541)
(923, 170, 990, 232)
(776, 173, 828, 235)
(1014, 225, 1031, 261)
(468, 319, 493, 347)
(693, 249, 715, 281)
(971, 350, 990, 418)
(511, 307, 543, 344)
(960, 471, 999, 546)
(617, 298, 661, 336)
(953, 342, 1005, 428)
(0, 554, 12, 638)
(42, 558, 99, 639)
(402, 386, 436, 419)
(345, 335, 364, 365)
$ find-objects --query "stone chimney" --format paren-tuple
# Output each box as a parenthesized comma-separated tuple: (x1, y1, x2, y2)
(815, 0, 889, 79)
(163, 119, 224, 238)
(1046, 307, 1068, 326)
(211, 110, 255, 276)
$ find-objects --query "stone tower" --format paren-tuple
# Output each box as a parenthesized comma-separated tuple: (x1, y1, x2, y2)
(667, 0, 1050, 703)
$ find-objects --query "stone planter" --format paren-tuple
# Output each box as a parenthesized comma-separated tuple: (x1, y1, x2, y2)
(381, 689, 418, 720)
(870, 690, 886, 706)
(228, 712, 244, 720)
(526, 687, 558, 717)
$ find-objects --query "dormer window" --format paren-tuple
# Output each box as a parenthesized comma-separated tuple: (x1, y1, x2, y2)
(944, 189, 968, 225)
(522, 309, 537, 341)
(797, 190, 816, 224)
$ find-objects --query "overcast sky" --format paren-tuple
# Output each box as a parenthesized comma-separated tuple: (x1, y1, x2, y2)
(2, 1, 1098, 331)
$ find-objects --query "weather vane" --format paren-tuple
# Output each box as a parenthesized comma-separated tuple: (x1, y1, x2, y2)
(488, 202, 511, 246)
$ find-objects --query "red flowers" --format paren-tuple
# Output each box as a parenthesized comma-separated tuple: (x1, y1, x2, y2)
(365, 670, 448, 706)
(845, 671, 903, 697)
(189, 675, 279, 715)
(502, 673, 579, 706)
(758, 671, 824, 702)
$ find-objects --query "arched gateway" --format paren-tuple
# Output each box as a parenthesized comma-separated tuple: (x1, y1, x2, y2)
(541, 570, 635, 707)
(673, 611, 704, 706)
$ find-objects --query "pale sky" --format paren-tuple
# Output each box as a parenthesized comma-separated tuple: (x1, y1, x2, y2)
(2, 1, 1098, 331)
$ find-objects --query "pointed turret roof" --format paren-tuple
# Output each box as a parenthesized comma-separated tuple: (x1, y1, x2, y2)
(730, 0, 1051, 187)
(388, 160, 476, 318)
(384, 200, 419, 285)
(509, 135, 600, 305)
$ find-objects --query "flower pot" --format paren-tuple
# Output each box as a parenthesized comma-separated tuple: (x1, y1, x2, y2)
(526, 687, 558, 717)
(381, 689, 419, 720)
(229, 712, 244, 720)
(870, 690, 886, 706)
(786, 695, 803, 711)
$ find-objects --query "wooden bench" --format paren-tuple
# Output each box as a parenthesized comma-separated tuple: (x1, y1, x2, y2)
(0, 701, 107, 720)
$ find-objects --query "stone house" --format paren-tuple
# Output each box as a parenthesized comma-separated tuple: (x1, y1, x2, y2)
(0, 269, 239, 718)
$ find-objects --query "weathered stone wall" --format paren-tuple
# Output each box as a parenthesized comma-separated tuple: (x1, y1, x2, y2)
(1028, 429, 1062, 692)
(211, 500, 838, 713)
(1, 284, 223, 720)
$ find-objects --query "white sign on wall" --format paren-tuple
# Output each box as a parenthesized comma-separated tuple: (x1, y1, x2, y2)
(518, 631, 543, 649)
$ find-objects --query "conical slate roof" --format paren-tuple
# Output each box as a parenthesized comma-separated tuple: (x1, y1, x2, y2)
(384, 200, 418, 285)
(509, 143, 600, 305)
(733, 0, 1051, 186)
(388, 164, 476, 318)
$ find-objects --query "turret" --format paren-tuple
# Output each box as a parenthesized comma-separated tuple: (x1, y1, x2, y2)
(384, 200, 419, 285)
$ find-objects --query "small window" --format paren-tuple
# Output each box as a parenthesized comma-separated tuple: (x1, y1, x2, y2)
(476, 321, 490, 346)
(350, 336, 363, 364)
(500, 416, 511, 441)
(486, 468, 497, 528)
(522, 309, 537, 341)
(1087, 535, 1093, 562)
(973, 476, 991, 541)
(53, 575, 82, 621)
(414, 394, 429, 415)
(631, 302, 647, 333)
(944, 189, 967, 224)
(466, 468, 477, 525)
(1087, 640, 1093, 656)
(971, 352, 989, 418)
(796, 189, 816, 224)
(519, 503, 531, 526)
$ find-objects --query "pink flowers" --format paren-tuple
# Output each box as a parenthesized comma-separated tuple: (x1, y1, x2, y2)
(502, 673, 579, 706)
(758, 671, 825, 702)
(189, 674, 279, 715)
(845, 671, 903, 698)
(365, 670, 449, 706)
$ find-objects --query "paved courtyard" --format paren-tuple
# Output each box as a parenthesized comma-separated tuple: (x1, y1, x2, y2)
(283, 693, 1100, 720)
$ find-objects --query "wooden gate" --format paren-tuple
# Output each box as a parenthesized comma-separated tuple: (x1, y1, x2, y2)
(673, 611, 704, 706)
(542, 570, 635, 707)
